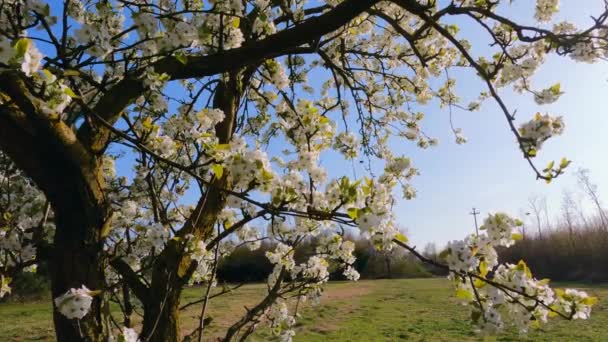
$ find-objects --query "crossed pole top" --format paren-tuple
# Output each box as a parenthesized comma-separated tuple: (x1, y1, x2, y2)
(470, 207, 480, 235)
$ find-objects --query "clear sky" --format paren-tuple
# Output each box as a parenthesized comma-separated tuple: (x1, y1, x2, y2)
(386, 1, 608, 248)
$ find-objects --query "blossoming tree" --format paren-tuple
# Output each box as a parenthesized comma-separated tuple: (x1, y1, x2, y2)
(0, 0, 606, 340)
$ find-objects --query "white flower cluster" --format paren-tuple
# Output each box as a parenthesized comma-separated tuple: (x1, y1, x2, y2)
(141, 125, 177, 159)
(354, 183, 406, 250)
(266, 243, 295, 271)
(570, 41, 601, 63)
(264, 60, 289, 90)
(145, 223, 170, 250)
(445, 238, 481, 273)
(298, 256, 330, 282)
(0, 171, 47, 278)
(74, 3, 125, 58)
(333, 132, 359, 159)
(534, 84, 563, 105)
(481, 213, 519, 247)
(472, 261, 595, 333)
(236, 224, 262, 250)
(444, 213, 596, 333)
(54, 285, 95, 320)
(497, 56, 541, 87)
(554, 288, 596, 320)
(112, 327, 140, 342)
(0, 228, 37, 267)
(316, 234, 356, 266)
(20, 43, 42, 77)
(279, 99, 336, 153)
(142, 68, 169, 92)
(195, 108, 225, 132)
(252, 4, 276, 38)
(535, 0, 559, 22)
(518, 113, 564, 155)
(383, 156, 415, 182)
(109, 200, 173, 275)
(266, 300, 296, 342)
(222, 143, 275, 191)
(185, 236, 214, 285)
(445, 213, 516, 274)
(0, 38, 43, 77)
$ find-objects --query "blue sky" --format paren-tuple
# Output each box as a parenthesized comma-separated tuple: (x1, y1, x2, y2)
(385, 1, 608, 247)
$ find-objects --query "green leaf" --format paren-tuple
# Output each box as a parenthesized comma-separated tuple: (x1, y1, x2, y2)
(549, 83, 561, 95)
(479, 260, 489, 277)
(232, 18, 240, 28)
(346, 207, 358, 220)
(63, 87, 79, 99)
(582, 297, 599, 305)
(395, 233, 408, 243)
(211, 164, 223, 178)
(63, 69, 80, 76)
(42, 69, 54, 81)
(548, 305, 559, 318)
(175, 52, 188, 65)
(516, 260, 532, 278)
(14, 38, 30, 59)
(142, 117, 154, 130)
(158, 73, 170, 82)
(473, 278, 486, 288)
(456, 288, 473, 300)
(261, 169, 274, 181)
(512, 233, 523, 241)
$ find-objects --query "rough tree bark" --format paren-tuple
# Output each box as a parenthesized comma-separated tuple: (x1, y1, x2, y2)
(0, 75, 110, 341)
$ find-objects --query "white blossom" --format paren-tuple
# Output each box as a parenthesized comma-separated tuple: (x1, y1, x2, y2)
(54, 286, 95, 320)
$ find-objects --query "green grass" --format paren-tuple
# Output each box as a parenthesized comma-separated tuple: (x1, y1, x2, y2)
(1, 279, 607, 341)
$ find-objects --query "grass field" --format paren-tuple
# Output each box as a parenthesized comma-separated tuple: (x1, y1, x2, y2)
(1, 278, 607, 341)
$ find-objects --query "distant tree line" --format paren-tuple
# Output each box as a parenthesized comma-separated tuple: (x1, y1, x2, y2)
(498, 222, 608, 282)
(217, 236, 441, 284)
(499, 168, 608, 282)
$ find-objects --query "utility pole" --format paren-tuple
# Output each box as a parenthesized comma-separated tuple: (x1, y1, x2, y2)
(470, 207, 480, 236)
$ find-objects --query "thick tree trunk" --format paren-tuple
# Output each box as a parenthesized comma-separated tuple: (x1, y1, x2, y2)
(141, 244, 187, 342)
(141, 285, 183, 342)
(50, 200, 109, 341)
(0, 106, 110, 341)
